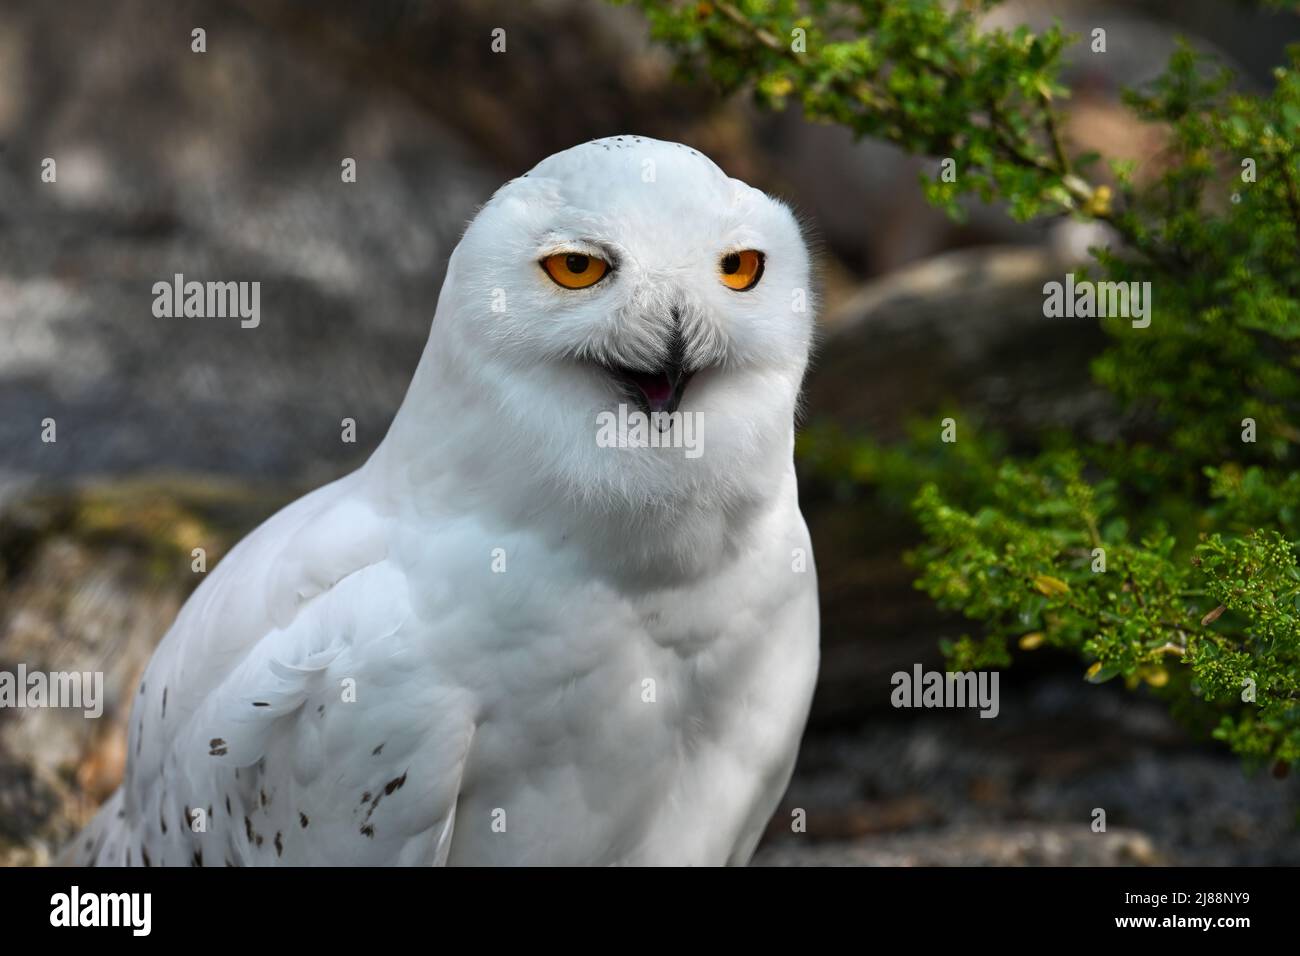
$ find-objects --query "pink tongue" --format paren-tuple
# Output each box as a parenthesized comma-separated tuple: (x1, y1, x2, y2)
(629, 371, 674, 408)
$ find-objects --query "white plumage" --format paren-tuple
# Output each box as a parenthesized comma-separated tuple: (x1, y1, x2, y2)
(68, 136, 819, 866)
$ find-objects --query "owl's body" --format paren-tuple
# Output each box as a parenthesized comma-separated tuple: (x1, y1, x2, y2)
(68, 137, 819, 866)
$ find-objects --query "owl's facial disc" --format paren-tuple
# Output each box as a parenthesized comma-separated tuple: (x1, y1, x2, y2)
(435, 137, 816, 509)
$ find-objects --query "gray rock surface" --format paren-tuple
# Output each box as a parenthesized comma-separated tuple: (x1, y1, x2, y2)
(0, 0, 495, 488)
(758, 675, 1300, 866)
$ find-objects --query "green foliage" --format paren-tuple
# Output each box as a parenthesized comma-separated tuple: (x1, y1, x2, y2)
(909, 451, 1300, 769)
(626, 0, 1300, 772)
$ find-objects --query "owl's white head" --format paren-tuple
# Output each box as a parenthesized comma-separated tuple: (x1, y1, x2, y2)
(386, 137, 814, 528)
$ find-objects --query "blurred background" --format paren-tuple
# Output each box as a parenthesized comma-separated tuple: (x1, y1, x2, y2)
(3, 0, 1300, 865)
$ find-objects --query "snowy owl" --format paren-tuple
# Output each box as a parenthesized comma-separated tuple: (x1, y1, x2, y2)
(66, 136, 819, 866)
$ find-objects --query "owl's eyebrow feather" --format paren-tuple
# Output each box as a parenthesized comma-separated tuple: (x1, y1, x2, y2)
(533, 236, 622, 269)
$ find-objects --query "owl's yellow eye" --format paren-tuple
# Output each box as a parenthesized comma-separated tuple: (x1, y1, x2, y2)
(719, 250, 764, 291)
(542, 252, 610, 289)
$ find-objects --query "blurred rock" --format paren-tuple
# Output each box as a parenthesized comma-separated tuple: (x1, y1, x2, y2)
(0, 0, 500, 490)
(807, 242, 1116, 443)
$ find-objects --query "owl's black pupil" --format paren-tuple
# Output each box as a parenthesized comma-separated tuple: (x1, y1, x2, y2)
(565, 254, 589, 274)
(722, 253, 742, 274)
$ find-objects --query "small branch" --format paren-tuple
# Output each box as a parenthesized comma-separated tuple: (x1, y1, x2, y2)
(713, 0, 786, 52)
(1081, 511, 1102, 551)
(985, 95, 1055, 174)
(1039, 87, 1071, 177)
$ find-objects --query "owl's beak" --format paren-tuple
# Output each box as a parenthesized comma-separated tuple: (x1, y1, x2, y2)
(605, 321, 694, 423)
(614, 362, 693, 418)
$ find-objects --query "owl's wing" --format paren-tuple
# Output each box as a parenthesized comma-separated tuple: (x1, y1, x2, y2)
(71, 475, 475, 867)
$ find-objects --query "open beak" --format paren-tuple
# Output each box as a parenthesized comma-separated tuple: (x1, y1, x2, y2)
(609, 362, 694, 418)
(604, 322, 694, 422)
